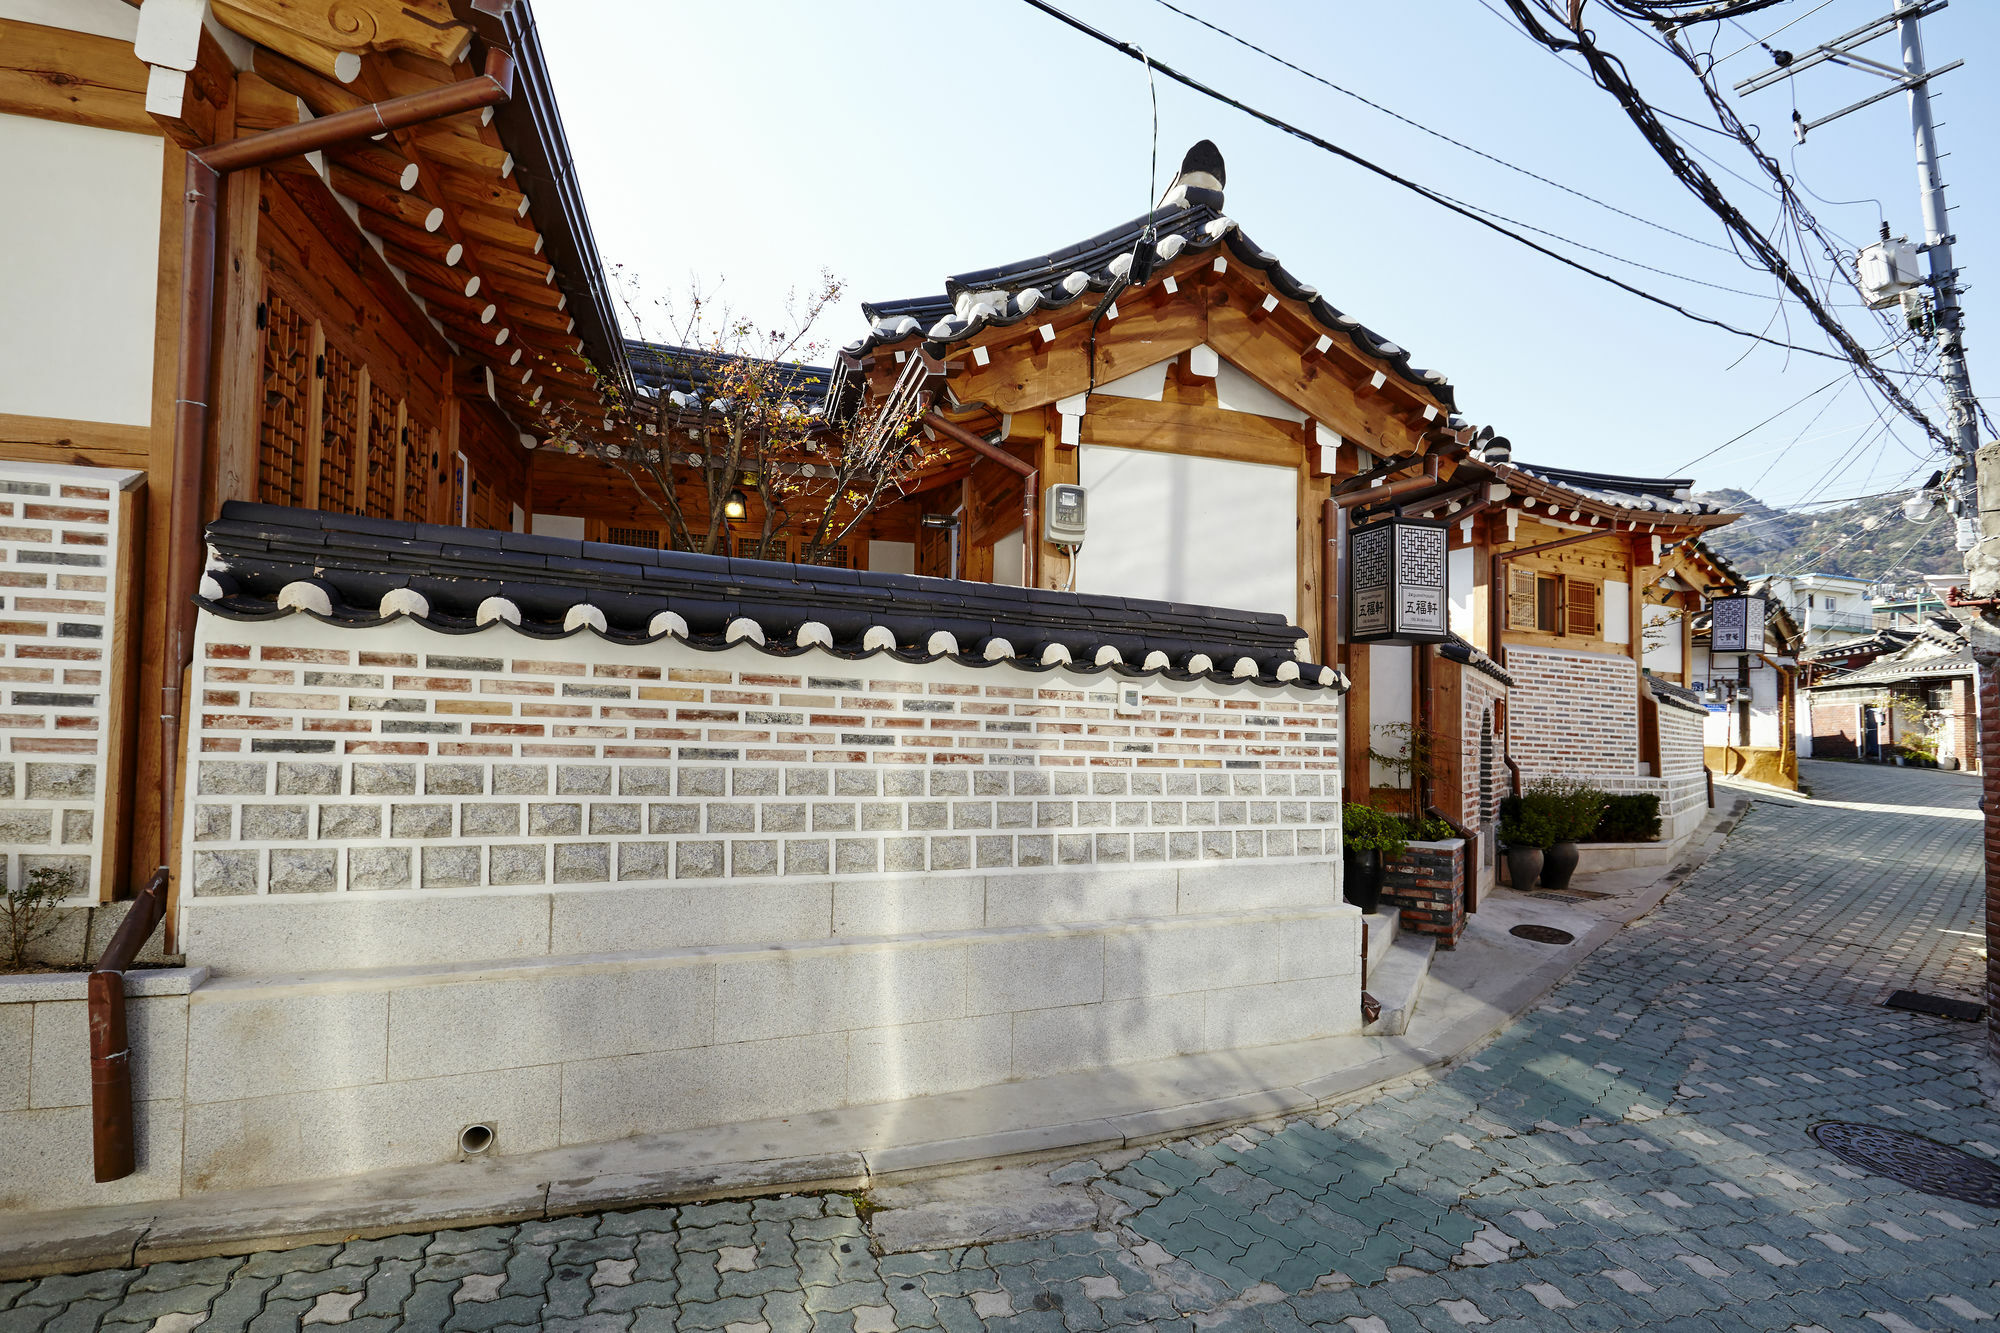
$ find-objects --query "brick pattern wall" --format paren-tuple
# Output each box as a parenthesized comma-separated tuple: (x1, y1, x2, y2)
(184, 617, 1346, 901)
(1505, 645, 1639, 781)
(1654, 702, 1707, 829)
(1457, 671, 1508, 832)
(1810, 696, 1861, 759)
(1947, 678, 1977, 772)
(0, 462, 138, 899)
(1381, 839, 1466, 947)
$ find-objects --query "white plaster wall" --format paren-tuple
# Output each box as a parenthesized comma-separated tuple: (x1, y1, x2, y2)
(1604, 580, 1630, 646)
(1643, 602, 1682, 677)
(1078, 445, 1297, 619)
(0, 113, 162, 427)
(0, 0, 137, 39)
(530, 513, 586, 540)
(1214, 356, 1307, 422)
(1367, 643, 1414, 789)
(1447, 547, 1474, 639)
(991, 528, 1023, 586)
(867, 539, 916, 574)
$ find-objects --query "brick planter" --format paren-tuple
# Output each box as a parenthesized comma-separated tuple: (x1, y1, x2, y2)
(1380, 837, 1466, 948)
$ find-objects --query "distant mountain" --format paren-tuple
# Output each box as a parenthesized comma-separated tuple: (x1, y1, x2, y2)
(1694, 486, 1961, 581)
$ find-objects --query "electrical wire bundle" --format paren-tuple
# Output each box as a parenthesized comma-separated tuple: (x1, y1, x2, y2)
(1498, 0, 1950, 453)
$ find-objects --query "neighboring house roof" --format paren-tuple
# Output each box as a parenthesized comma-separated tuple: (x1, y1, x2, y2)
(1501, 464, 1730, 520)
(1809, 650, 1976, 690)
(626, 342, 836, 409)
(848, 145, 1455, 411)
(1644, 672, 1710, 716)
(1799, 629, 1915, 664)
(1440, 634, 1514, 687)
(197, 503, 1342, 690)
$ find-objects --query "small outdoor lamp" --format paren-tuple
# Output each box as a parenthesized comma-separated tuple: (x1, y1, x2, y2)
(1347, 516, 1449, 645)
(1708, 591, 1767, 654)
(723, 488, 748, 521)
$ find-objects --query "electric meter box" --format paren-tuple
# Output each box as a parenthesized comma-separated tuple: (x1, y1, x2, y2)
(1044, 483, 1087, 544)
(1858, 238, 1923, 310)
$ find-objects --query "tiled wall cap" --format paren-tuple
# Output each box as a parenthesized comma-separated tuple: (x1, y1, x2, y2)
(795, 621, 834, 649)
(863, 625, 897, 651)
(1232, 657, 1260, 678)
(926, 630, 959, 656)
(1275, 660, 1301, 682)
(477, 596, 522, 626)
(1040, 643, 1073, 666)
(379, 588, 430, 618)
(648, 609, 689, 638)
(563, 604, 608, 633)
(1094, 645, 1123, 666)
(198, 573, 228, 600)
(726, 617, 766, 645)
(981, 636, 1016, 662)
(1142, 650, 1171, 670)
(1318, 665, 1341, 688)
(1187, 653, 1214, 674)
(276, 581, 333, 616)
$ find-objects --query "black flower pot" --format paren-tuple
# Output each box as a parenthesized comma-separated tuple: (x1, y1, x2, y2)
(1343, 847, 1384, 913)
(1504, 844, 1545, 891)
(1540, 840, 1580, 890)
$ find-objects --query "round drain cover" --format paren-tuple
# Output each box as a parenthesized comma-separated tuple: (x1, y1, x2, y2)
(1510, 923, 1575, 945)
(1810, 1122, 2000, 1207)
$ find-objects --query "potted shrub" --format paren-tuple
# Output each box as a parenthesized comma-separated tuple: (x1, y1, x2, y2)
(1902, 733, 1938, 768)
(1341, 803, 1407, 913)
(1497, 797, 1555, 891)
(1527, 777, 1608, 891)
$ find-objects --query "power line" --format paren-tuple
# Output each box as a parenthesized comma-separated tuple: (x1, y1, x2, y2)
(1016, 0, 1853, 363)
(1497, 1, 1950, 451)
(1148, 0, 1736, 255)
(1672, 371, 1849, 472)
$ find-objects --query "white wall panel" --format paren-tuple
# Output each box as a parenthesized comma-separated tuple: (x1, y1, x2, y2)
(1603, 580, 1631, 645)
(1447, 547, 1474, 638)
(869, 540, 916, 575)
(1076, 445, 1297, 619)
(0, 114, 161, 427)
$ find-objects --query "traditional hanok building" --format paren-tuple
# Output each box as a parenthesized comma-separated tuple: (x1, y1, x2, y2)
(1806, 613, 1981, 769)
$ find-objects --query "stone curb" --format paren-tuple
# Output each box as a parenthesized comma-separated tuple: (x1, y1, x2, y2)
(0, 796, 1754, 1281)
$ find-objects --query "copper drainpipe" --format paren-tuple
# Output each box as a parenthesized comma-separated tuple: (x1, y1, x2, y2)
(107, 46, 517, 1187)
(923, 412, 1037, 588)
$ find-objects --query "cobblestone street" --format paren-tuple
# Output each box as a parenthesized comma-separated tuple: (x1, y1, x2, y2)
(4, 759, 1995, 1333)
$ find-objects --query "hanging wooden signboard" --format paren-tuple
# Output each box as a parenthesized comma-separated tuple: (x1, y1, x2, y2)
(1710, 593, 1767, 654)
(1349, 517, 1449, 644)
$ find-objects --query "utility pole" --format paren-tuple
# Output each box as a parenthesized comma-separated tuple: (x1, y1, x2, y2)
(1734, 0, 1977, 544)
(1896, 1, 1981, 548)
(1733, 0, 1995, 1094)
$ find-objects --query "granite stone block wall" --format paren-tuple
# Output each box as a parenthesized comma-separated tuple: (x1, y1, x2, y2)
(0, 461, 142, 900)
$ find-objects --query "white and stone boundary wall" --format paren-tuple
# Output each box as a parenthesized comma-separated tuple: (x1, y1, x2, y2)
(69, 608, 1369, 1203)
(180, 612, 1349, 971)
(0, 460, 143, 901)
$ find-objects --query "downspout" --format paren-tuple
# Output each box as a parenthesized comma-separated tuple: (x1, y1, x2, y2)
(112, 45, 517, 1187)
(1488, 528, 1607, 796)
(924, 411, 1037, 589)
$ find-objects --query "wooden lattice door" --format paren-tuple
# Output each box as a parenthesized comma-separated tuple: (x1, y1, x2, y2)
(363, 380, 400, 519)
(317, 344, 360, 514)
(257, 290, 312, 507)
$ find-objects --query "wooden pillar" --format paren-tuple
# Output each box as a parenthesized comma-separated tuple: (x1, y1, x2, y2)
(1344, 644, 1371, 806)
(1297, 442, 1330, 654)
(209, 166, 263, 510)
(1036, 403, 1077, 589)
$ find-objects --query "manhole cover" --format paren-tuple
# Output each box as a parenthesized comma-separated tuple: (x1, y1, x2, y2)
(1510, 923, 1575, 945)
(1884, 989, 1986, 1023)
(1810, 1122, 2000, 1207)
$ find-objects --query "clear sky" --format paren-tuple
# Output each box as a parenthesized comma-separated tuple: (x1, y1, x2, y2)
(534, 0, 1994, 516)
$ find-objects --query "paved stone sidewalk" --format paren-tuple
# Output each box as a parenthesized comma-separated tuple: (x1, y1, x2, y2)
(4, 759, 1996, 1332)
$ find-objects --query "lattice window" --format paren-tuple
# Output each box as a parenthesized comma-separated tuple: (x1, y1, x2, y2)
(363, 380, 398, 519)
(402, 414, 434, 523)
(318, 345, 360, 514)
(607, 525, 661, 550)
(672, 531, 729, 557)
(736, 535, 789, 563)
(257, 291, 311, 507)
(802, 541, 850, 569)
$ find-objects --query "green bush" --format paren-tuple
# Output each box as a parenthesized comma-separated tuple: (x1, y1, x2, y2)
(1522, 776, 1609, 843)
(1497, 796, 1557, 850)
(1342, 803, 1410, 858)
(1410, 813, 1457, 842)
(1590, 793, 1662, 843)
